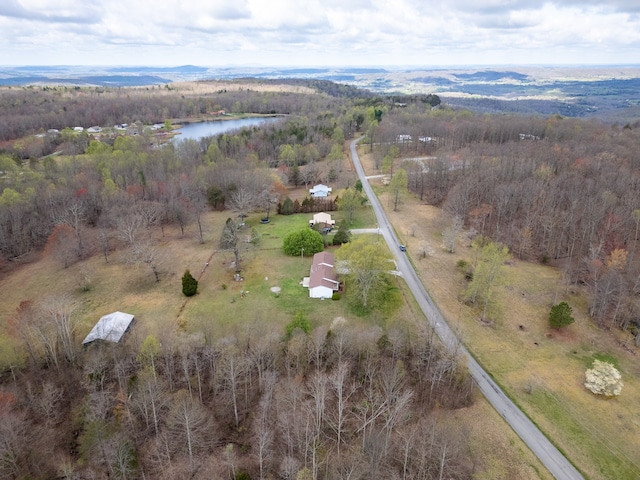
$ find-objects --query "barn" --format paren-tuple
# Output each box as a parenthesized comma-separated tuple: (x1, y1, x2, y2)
(82, 311, 135, 345)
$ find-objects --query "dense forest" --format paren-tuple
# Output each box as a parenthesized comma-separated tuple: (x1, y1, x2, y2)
(2, 313, 473, 478)
(1, 79, 640, 477)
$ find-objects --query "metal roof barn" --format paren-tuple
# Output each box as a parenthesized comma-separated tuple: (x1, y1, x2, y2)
(82, 311, 135, 345)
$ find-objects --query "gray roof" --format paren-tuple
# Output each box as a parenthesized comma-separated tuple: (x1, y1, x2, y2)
(82, 311, 135, 345)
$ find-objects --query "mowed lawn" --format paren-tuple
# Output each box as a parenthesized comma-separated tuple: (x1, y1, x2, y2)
(0, 200, 378, 357)
(358, 146, 640, 480)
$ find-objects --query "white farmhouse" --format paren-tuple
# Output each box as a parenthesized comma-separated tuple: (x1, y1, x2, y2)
(304, 251, 340, 299)
(309, 184, 332, 198)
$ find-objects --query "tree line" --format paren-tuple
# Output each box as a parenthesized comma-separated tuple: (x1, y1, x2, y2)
(2, 305, 474, 479)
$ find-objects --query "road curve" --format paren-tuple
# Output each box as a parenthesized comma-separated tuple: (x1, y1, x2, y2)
(349, 137, 584, 480)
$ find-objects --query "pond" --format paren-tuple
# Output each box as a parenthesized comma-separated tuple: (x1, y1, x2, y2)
(171, 117, 281, 142)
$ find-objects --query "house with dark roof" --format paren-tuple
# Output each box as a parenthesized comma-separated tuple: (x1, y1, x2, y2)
(304, 251, 340, 299)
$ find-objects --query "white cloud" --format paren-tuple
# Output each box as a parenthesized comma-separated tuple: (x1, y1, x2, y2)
(0, 0, 638, 66)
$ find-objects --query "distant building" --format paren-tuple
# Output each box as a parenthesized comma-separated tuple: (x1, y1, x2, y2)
(309, 184, 332, 198)
(519, 133, 540, 141)
(82, 311, 135, 345)
(309, 212, 336, 229)
(86, 126, 102, 133)
(73, 126, 84, 132)
(396, 134, 412, 143)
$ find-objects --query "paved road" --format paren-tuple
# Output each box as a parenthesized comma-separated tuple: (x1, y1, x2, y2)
(349, 137, 584, 480)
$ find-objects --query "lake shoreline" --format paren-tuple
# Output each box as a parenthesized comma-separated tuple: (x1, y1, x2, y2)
(171, 112, 285, 127)
(169, 115, 283, 142)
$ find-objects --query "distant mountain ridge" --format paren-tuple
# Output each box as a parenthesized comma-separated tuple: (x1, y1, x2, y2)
(2, 64, 639, 121)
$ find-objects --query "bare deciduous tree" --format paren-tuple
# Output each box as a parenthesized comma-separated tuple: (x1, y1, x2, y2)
(127, 238, 165, 282)
(166, 390, 214, 472)
(442, 215, 463, 254)
(328, 361, 356, 457)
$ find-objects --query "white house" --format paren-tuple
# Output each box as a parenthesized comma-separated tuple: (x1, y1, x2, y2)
(309, 184, 332, 198)
(309, 212, 336, 228)
(305, 251, 340, 299)
(82, 311, 135, 345)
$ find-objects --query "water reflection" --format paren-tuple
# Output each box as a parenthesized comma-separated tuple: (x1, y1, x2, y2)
(172, 117, 281, 142)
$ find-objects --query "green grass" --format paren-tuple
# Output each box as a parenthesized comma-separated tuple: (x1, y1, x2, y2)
(340, 204, 377, 229)
(182, 227, 353, 339)
(591, 352, 620, 368)
(180, 209, 391, 341)
(527, 388, 639, 479)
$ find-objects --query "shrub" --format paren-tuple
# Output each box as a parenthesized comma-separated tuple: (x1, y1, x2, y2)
(285, 312, 311, 339)
(332, 292, 341, 300)
(181, 270, 198, 297)
(456, 259, 468, 270)
(584, 360, 623, 396)
(283, 228, 324, 256)
(332, 227, 351, 245)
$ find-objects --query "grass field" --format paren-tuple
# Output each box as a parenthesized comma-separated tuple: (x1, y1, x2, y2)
(358, 147, 640, 480)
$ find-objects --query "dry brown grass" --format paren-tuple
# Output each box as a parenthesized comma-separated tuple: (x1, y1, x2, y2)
(358, 146, 640, 479)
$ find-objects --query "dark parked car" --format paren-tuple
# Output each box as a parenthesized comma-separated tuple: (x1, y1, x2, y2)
(399, 244, 406, 252)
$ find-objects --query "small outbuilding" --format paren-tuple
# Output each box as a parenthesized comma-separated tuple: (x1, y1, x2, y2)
(82, 311, 135, 346)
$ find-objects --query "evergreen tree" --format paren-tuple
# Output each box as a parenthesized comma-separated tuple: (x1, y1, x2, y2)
(182, 269, 198, 297)
(549, 301, 575, 329)
(280, 196, 295, 215)
(332, 220, 351, 245)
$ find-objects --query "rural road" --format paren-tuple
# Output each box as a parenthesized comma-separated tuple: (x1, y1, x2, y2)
(349, 137, 584, 480)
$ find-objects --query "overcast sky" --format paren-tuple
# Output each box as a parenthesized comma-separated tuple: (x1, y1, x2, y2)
(1, 0, 639, 67)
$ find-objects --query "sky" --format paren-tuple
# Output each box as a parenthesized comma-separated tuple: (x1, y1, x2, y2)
(1, 0, 640, 67)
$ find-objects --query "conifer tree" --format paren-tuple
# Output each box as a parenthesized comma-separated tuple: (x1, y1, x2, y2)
(182, 269, 198, 297)
(549, 301, 574, 329)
